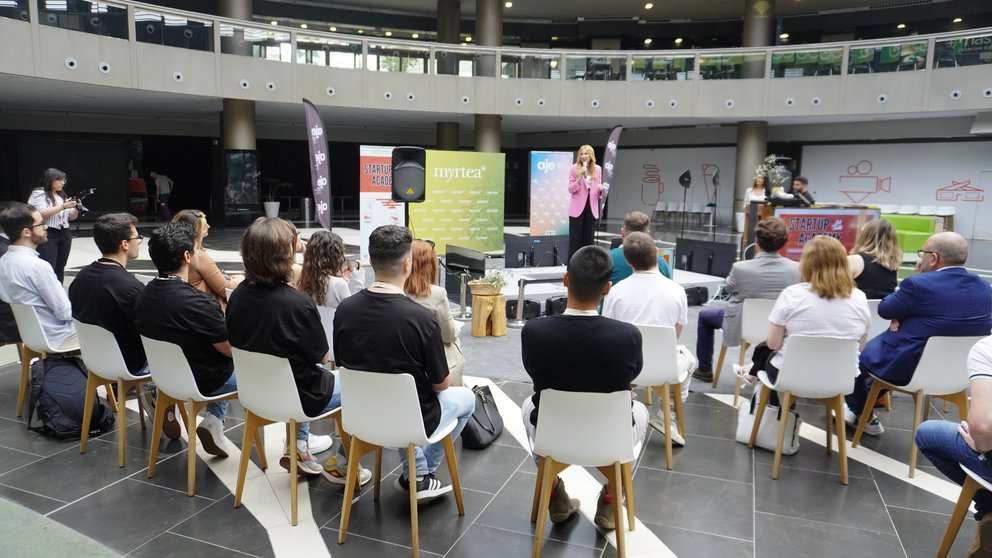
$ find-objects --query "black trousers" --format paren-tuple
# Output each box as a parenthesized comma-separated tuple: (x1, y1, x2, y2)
(38, 227, 72, 282)
(568, 201, 596, 261)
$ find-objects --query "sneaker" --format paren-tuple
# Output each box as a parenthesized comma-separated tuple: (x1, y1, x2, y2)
(844, 407, 884, 436)
(594, 485, 616, 531)
(279, 440, 323, 476)
(195, 414, 230, 458)
(323, 455, 372, 486)
(732, 364, 758, 385)
(140, 384, 180, 441)
(691, 369, 714, 382)
(393, 472, 453, 502)
(308, 433, 333, 454)
(969, 514, 992, 558)
(548, 477, 580, 523)
(649, 410, 685, 447)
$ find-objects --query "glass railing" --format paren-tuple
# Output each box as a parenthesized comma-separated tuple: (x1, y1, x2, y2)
(772, 48, 842, 77)
(367, 43, 429, 73)
(565, 55, 627, 81)
(37, 0, 127, 39)
(848, 41, 928, 73)
(133, 9, 212, 51)
(0, 0, 29, 21)
(934, 34, 992, 68)
(501, 52, 560, 79)
(220, 23, 290, 61)
(699, 52, 766, 79)
(434, 47, 497, 77)
(630, 55, 695, 81)
(296, 34, 363, 69)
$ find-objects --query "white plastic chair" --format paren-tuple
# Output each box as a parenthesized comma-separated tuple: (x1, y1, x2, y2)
(231, 348, 345, 526)
(133, 274, 155, 285)
(897, 204, 919, 215)
(10, 303, 83, 418)
(690, 202, 703, 224)
(632, 324, 685, 470)
(316, 305, 336, 363)
(531, 389, 637, 557)
(851, 335, 984, 477)
(936, 206, 956, 231)
(878, 204, 899, 214)
(141, 335, 237, 496)
(938, 464, 992, 557)
(865, 299, 891, 340)
(337, 368, 465, 557)
(75, 320, 152, 466)
(666, 201, 679, 223)
(712, 298, 777, 406)
(748, 335, 858, 484)
(918, 205, 937, 216)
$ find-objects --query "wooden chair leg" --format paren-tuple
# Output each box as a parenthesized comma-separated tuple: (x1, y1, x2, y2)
(374, 447, 383, 501)
(622, 462, 635, 531)
(15, 344, 37, 418)
(909, 391, 926, 478)
(673, 384, 686, 439)
(147, 392, 169, 478)
(339, 438, 375, 544)
(104, 383, 118, 412)
(531, 457, 545, 522)
(532, 457, 559, 558)
(748, 385, 771, 448)
(79, 370, 101, 454)
(713, 343, 728, 388)
(733, 342, 750, 408)
(825, 402, 833, 455)
(333, 413, 350, 458)
(443, 434, 465, 515)
(234, 412, 258, 508)
(407, 444, 420, 558)
(133, 381, 147, 430)
(834, 396, 849, 485)
(186, 401, 199, 496)
(851, 380, 885, 448)
(937, 475, 981, 558)
(610, 464, 626, 558)
(660, 387, 673, 470)
(771, 392, 793, 480)
(645, 385, 653, 407)
(289, 420, 299, 526)
(116, 378, 128, 467)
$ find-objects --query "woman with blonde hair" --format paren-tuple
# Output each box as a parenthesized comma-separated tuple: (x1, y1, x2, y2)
(404, 239, 464, 386)
(567, 144, 605, 259)
(296, 230, 365, 361)
(746, 175, 768, 202)
(847, 219, 900, 299)
(172, 209, 243, 311)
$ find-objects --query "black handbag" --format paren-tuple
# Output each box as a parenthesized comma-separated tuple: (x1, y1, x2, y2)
(460, 385, 504, 449)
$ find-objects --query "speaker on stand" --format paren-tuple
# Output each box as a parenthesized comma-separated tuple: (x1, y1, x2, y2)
(678, 169, 692, 238)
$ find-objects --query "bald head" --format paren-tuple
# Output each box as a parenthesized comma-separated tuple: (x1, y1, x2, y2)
(924, 232, 968, 269)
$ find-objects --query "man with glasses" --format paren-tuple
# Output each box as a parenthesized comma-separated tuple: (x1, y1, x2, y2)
(0, 202, 76, 350)
(846, 232, 992, 435)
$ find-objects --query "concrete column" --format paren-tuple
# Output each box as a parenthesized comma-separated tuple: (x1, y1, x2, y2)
(218, 0, 252, 55)
(474, 0, 502, 152)
(436, 0, 461, 147)
(437, 122, 460, 150)
(742, 0, 774, 78)
(222, 99, 256, 150)
(474, 114, 501, 153)
(734, 120, 768, 217)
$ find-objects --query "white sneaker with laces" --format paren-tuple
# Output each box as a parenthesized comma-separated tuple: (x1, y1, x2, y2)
(649, 410, 685, 447)
(844, 406, 885, 436)
(195, 414, 231, 458)
(307, 433, 333, 454)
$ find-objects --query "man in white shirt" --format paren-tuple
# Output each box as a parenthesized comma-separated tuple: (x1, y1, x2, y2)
(150, 171, 174, 220)
(0, 202, 76, 350)
(602, 231, 697, 446)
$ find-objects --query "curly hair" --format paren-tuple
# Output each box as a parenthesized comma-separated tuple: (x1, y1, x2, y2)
(297, 230, 346, 306)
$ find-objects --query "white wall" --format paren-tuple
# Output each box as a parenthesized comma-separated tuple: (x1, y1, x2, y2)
(801, 141, 992, 240)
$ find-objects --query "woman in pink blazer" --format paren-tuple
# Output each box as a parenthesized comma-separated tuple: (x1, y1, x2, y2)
(567, 144, 605, 260)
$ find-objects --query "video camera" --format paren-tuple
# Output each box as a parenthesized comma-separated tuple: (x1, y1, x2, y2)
(70, 188, 96, 214)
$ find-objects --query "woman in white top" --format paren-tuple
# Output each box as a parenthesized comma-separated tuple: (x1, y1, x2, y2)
(27, 168, 79, 281)
(404, 239, 464, 386)
(745, 175, 768, 203)
(296, 230, 365, 363)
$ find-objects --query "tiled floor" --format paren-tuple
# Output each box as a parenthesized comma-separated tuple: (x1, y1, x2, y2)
(0, 221, 986, 557)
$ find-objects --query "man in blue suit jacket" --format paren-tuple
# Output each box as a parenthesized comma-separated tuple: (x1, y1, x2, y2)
(847, 232, 992, 435)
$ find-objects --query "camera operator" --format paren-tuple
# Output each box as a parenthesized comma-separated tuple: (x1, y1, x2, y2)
(28, 168, 79, 282)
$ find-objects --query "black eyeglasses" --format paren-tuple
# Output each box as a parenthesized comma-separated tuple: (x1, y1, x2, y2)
(127, 235, 144, 242)
(917, 249, 939, 259)
(30, 222, 46, 229)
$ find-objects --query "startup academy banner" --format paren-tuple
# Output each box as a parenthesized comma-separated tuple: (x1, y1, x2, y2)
(359, 145, 405, 262)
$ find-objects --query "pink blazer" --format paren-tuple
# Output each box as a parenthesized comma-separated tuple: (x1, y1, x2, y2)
(567, 164, 603, 219)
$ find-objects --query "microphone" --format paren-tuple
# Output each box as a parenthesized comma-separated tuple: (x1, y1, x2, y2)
(529, 245, 535, 267)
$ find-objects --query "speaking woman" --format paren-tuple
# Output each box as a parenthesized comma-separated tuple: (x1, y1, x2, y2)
(28, 168, 78, 282)
(567, 145, 605, 260)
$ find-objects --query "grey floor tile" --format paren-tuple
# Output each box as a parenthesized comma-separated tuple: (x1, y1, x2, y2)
(445, 523, 604, 558)
(752, 437, 874, 480)
(497, 381, 535, 407)
(639, 431, 753, 484)
(449, 443, 530, 494)
(323, 527, 443, 557)
(130, 449, 233, 501)
(755, 512, 904, 558)
(680, 400, 739, 441)
(130, 532, 263, 558)
(0, 482, 67, 514)
(873, 469, 961, 515)
(888, 505, 977, 558)
(753, 462, 895, 534)
(852, 425, 918, 466)
(0, 444, 43, 475)
(0, 421, 87, 458)
(48, 478, 215, 554)
(0, 415, 23, 433)
(170, 494, 274, 558)
(632, 466, 753, 540)
(644, 521, 754, 558)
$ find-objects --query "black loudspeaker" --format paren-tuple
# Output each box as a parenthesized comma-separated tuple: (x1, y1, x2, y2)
(391, 146, 426, 203)
(545, 297, 568, 316)
(679, 169, 692, 189)
(506, 299, 541, 320)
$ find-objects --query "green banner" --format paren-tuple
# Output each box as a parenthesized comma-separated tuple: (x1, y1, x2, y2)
(408, 150, 505, 256)
(850, 47, 874, 64)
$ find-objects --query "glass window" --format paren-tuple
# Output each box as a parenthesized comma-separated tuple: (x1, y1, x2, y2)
(934, 35, 992, 68)
(772, 48, 842, 77)
(500, 52, 560, 79)
(435, 48, 496, 77)
(367, 43, 429, 73)
(37, 0, 127, 39)
(630, 55, 695, 80)
(296, 35, 363, 69)
(699, 53, 766, 79)
(848, 41, 927, 73)
(0, 0, 29, 22)
(220, 24, 290, 61)
(133, 10, 213, 52)
(565, 55, 627, 81)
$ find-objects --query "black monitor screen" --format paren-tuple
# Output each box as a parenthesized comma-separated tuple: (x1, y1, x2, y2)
(445, 244, 487, 274)
(504, 234, 569, 268)
(674, 238, 737, 278)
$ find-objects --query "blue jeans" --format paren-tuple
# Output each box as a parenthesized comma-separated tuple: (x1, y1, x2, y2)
(400, 386, 476, 478)
(916, 419, 992, 520)
(206, 371, 237, 419)
(695, 307, 725, 373)
(295, 370, 348, 459)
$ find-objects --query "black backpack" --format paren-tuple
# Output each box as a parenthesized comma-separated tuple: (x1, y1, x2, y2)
(26, 357, 115, 440)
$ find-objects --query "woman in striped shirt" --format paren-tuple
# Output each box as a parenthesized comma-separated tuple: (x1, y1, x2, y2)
(27, 168, 78, 282)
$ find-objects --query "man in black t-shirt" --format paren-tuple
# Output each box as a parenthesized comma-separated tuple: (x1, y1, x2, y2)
(69, 213, 180, 440)
(334, 225, 475, 502)
(521, 245, 647, 531)
(135, 222, 235, 458)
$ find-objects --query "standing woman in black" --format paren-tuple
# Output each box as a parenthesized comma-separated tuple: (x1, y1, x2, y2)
(567, 145, 604, 261)
(28, 168, 78, 282)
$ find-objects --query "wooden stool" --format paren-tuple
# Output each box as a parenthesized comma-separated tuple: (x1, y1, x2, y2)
(471, 294, 506, 337)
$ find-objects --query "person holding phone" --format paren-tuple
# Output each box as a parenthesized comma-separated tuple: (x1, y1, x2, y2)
(567, 145, 605, 261)
(28, 168, 78, 282)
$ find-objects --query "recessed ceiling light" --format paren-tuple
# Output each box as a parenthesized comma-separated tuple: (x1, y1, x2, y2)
(505, 1, 512, 7)
(385, 31, 392, 36)
(645, 3, 653, 9)
(674, 37, 683, 45)
(329, 26, 336, 32)
(466, 36, 472, 42)
(953, 17, 963, 23)
(300, 23, 307, 29)
(779, 32, 789, 39)
(357, 29, 364, 34)
(412, 33, 419, 39)
(551, 36, 558, 41)
(643, 38, 652, 45)
(897, 23, 906, 29)
(270, 20, 278, 26)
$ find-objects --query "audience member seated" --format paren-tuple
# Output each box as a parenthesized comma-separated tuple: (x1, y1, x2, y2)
(847, 232, 992, 435)
(0, 202, 76, 350)
(916, 335, 992, 554)
(334, 225, 474, 501)
(693, 217, 799, 383)
(602, 231, 694, 447)
(0, 201, 20, 345)
(743, 236, 871, 407)
(404, 239, 465, 387)
(522, 245, 647, 530)
(848, 219, 900, 299)
(226, 217, 371, 483)
(135, 222, 236, 457)
(296, 230, 365, 356)
(609, 211, 670, 284)
(68, 213, 180, 439)
(172, 209, 243, 312)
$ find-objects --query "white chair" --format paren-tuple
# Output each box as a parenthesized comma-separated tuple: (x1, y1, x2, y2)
(133, 274, 155, 285)
(918, 205, 937, 216)
(878, 204, 899, 214)
(897, 204, 919, 215)
(141, 335, 236, 496)
(337, 368, 465, 557)
(938, 464, 992, 557)
(936, 206, 956, 231)
(748, 335, 858, 484)
(75, 321, 152, 466)
(652, 201, 666, 222)
(10, 303, 87, 418)
(531, 389, 637, 557)
(690, 202, 703, 224)
(712, 298, 777, 407)
(666, 201, 679, 223)
(866, 299, 891, 340)
(632, 324, 685, 470)
(231, 348, 345, 526)
(316, 306, 336, 363)
(851, 335, 984, 477)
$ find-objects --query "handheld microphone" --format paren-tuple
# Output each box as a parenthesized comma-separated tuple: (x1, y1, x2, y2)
(529, 245, 535, 267)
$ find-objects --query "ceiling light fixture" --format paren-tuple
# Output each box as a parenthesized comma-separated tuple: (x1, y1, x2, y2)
(300, 23, 307, 29)
(357, 29, 364, 34)
(674, 37, 683, 45)
(897, 23, 906, 29)
(385, 31, 392, 36)
(412, 33, 419, 38)
(953, 17, 963, 23)
(270, 20, 277, 26)
(645, 3, 653, 9)
(505, 1, 512, 7)
(329, 26, 336, 31)
(466, 36, 472, 42)
(779, 32, 789, 39)
(644, 38, 652, 45)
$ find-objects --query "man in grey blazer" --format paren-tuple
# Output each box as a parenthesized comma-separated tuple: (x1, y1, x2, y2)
(692, 217, 800, 382)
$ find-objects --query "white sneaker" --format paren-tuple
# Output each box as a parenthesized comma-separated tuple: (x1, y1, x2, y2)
(195, 414, 230, 458)
(308, 433, 333, 454)
(649, 411, 685, 447)
(844, 406, 885, 436)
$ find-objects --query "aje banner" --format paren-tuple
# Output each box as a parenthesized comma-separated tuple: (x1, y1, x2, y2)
(359, 145, 405, 262)
(408, 150, 505, 255)
(529, 151, 573, 236)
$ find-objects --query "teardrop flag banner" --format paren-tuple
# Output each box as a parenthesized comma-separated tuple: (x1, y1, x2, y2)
(599, 125, 623, 216)
(303, 98, 331, 229)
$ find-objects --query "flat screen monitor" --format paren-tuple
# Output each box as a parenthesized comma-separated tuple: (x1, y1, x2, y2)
(443, 244, 488, 305)
(504, 234, 569, 268)
(674, 238, 737, 279)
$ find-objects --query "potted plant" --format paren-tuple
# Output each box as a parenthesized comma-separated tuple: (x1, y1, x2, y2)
(468, 270, 508, 295)
(263, 180, 292, 218)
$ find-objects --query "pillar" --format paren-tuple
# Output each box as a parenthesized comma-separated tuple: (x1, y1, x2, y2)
(474, 0, 502, 152)
(436, 0, 460, 148)
(474, 115, 501, 154)
(437, 122, 460, 150)
(734, 0, 774, 223)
